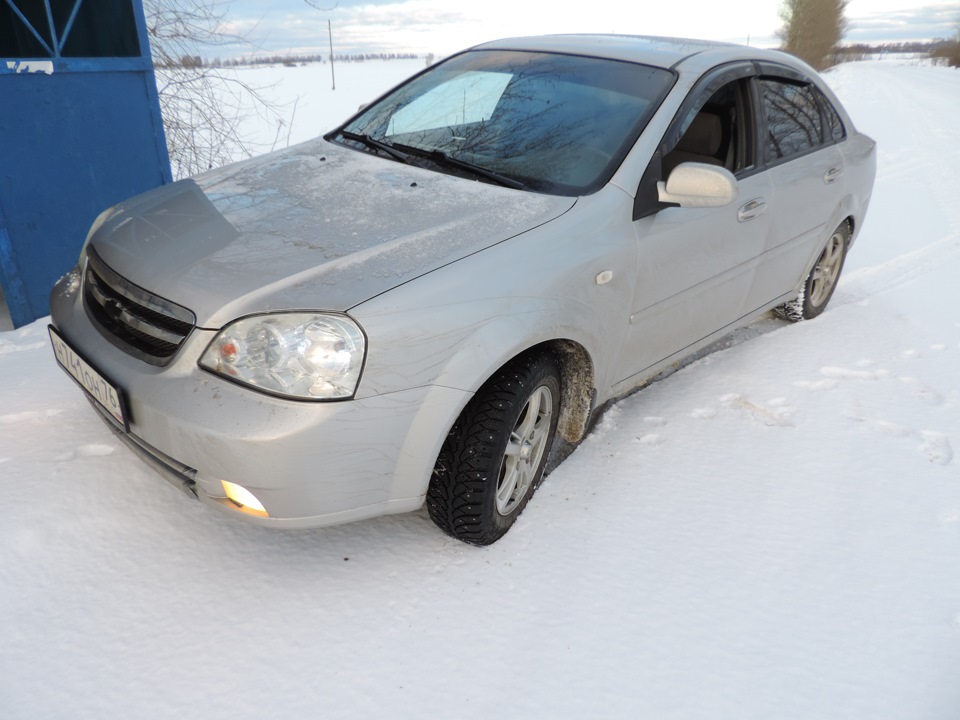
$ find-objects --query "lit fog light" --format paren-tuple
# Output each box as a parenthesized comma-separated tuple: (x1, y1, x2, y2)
(222, 480, 268, 516)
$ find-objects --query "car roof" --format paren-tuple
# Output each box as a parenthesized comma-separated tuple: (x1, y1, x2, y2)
(471, 34, 802, 73)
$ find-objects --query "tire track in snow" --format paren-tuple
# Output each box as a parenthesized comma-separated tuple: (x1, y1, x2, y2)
(836, 232, 960, 305)
(827, 64, 960, 305)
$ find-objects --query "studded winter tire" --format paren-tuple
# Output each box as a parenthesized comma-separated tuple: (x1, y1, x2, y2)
(776, 220, 850, 322)
(427, 353, 561, 546)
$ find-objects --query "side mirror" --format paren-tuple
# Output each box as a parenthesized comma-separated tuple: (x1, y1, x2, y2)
(657, 163, 738, 208)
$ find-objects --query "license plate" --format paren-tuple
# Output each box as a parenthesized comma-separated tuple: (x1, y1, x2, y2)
(49, 325, 128, 431)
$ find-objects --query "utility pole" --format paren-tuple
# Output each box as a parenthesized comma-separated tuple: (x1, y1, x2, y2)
(328, 19, 335, 90)
(303, 1, 339, 89)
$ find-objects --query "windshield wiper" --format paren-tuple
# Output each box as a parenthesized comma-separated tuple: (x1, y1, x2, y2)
(337, 132, 526, 190)
(337, 130, 416, 165)
(394, 144, 526, 190)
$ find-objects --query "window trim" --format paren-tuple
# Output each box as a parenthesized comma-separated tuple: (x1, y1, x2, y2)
(633, 58, 850, 220)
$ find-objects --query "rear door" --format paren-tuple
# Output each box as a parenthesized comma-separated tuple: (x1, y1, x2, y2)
(747, 72, 846, 307)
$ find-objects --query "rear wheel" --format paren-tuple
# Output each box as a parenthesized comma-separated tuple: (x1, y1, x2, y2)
(427, 353, 560, 546)
(777, 221, 850, 321)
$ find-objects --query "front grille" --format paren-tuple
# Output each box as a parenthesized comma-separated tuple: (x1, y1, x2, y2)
(83, 247, 196, 366)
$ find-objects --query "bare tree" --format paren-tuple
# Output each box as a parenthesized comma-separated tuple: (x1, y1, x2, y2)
(144, 0, 284, 178)
(779, 0, 849, 70)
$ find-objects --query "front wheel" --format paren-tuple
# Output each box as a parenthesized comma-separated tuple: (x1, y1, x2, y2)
(776, 221, 850, 321)
(427, 353, 560, 546)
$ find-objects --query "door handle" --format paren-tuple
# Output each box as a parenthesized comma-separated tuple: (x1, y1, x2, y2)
(823, 167, 844, 184)
(737, 198, 767, 222)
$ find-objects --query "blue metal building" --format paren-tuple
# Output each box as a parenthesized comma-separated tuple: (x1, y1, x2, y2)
(0, 0, 171, 328)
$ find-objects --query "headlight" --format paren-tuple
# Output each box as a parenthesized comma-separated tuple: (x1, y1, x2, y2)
(199, 313, 366, 400)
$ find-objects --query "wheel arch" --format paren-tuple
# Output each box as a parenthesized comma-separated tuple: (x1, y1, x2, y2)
(794, 209, 856, 293)
(546, 339, 596, 444)
(440, 337, 597, 446)
(842, 214, 855, 241)
(380, 331, 599, 508)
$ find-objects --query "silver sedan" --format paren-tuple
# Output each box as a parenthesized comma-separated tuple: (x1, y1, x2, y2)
(50, 35, 876, 544)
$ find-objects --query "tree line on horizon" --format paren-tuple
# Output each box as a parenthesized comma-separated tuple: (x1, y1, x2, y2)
(164, 51, 422, 69)
(161, 40, 960, 72)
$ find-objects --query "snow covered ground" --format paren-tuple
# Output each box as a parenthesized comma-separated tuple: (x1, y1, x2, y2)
(2, 60, 959, 720)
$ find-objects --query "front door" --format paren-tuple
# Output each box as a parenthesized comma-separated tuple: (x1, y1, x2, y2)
(614, 74, 774, 388)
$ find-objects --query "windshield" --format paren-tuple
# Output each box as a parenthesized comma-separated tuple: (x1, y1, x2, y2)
(332, 50, 675, 195)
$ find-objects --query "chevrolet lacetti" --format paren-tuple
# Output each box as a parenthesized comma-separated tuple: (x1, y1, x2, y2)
(49, 35, 876, 544)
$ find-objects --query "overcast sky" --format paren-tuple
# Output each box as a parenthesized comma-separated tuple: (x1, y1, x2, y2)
(217, 0, 960, 57)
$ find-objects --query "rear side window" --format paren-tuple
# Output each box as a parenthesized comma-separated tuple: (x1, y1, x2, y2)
(760, 79, 823, 162)
(813, 87, 846, 143)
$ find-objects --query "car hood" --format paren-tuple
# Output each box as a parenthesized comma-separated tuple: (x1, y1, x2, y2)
(88, 138, 575, 328)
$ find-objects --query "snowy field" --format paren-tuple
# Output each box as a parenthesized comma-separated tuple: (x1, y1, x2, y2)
(202, 59, 429, 164)
(2, 60, 960, 719)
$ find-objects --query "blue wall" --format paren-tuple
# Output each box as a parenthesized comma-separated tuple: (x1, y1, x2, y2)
(0, 1, 171, 328)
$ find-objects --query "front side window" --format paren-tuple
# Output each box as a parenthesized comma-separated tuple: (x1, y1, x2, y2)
(663, 79, 754, 178)
(335, 50, 676, 195)
(760, 78, 823, 162)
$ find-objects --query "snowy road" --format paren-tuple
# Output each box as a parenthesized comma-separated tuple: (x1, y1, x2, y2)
(1, 61, 959, 719)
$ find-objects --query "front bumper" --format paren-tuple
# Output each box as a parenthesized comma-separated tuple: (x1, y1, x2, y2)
(51, 269, 470, 528)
